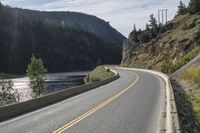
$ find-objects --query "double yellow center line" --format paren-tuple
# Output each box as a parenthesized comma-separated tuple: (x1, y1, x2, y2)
(53, 72, 139, 133)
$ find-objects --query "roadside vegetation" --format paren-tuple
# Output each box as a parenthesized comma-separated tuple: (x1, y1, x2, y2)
(0, 80, 18, 106)
(180, 63, 200, 125)
(182, 63, 200, 87)
(161, 47, 200, 74)
(0, 54, 47, 106)
(186, 92, 200, 122)
(84, 66, 115, 83)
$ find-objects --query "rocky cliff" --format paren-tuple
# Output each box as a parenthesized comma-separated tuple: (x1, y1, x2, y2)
(121, 13, 200, 71)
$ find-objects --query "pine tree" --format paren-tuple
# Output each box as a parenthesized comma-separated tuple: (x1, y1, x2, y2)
(149, 14, 157, 29)
(131, 24, 139, 42)
(26, 54, 47, 97)
(148, 14, 158, 38)
(177, 1, 187, 15)
(188, 0, 200, 14)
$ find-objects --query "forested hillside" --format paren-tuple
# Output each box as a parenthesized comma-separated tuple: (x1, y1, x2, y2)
(0, 3, 124, 74)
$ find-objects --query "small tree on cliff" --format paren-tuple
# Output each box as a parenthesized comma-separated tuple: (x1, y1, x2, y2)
(131, 24, 139, 42)
(177, 1, 187, 15)
(148, 14, 158, 38)
(26, 54, 47, 97)
(149, 14, 157, 29)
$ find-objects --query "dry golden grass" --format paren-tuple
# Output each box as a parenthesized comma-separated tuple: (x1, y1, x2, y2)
(182, 63, 200, 87)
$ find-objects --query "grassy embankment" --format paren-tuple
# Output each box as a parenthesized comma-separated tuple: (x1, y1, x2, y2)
(84, 66, 115, 83)
(161, 47, 200, 74)
(182, 63, 200, 121)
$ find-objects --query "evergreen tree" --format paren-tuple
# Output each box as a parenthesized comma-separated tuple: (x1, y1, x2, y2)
(131, 24, 139, 42)
(26, 54, 47, 97)
(148, 14, 158, 38)
(177, 1, 187, 15)
(149, 14, 157, 29)
(188, 0, 200, 14)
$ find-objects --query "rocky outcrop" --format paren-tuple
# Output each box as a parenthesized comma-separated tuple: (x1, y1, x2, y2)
(121, 13, 200, 70)
(121, 37, 139, 65)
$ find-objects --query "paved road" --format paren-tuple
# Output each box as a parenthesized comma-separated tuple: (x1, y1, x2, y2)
(0, 67, 165, 133)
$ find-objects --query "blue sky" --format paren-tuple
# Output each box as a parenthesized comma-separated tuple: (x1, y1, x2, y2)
(1, 0, 190, 37)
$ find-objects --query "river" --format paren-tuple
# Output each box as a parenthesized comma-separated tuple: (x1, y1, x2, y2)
(11, 71, 89, 102)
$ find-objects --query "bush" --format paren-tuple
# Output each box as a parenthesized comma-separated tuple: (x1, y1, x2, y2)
(173, 47, 200, 71)
(0, 80, 17, 104)
(106, 68, 110, 72)
(161, 60, 175, 74)
(90, 77, 100, 82)
(26, 54, 47, 97)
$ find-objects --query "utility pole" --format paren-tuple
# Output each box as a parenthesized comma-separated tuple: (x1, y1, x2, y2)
(165, 9, 168, 23)
(162, 9, 164, 24)
(158, 10, 160, 24)
(158, 9, 168, 25)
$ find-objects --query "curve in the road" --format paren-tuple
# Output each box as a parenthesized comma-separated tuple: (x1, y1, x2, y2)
(0, 66, 165, 133)
(53, 72, 139, 133)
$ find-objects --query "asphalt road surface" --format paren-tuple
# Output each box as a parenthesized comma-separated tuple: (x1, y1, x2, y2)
(0, 66, 165, 133)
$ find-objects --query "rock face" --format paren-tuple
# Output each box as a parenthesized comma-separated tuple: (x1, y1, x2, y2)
(121, 36, 139, 65)
(0, 4, 125, 74)
(121, 13, 200, 70)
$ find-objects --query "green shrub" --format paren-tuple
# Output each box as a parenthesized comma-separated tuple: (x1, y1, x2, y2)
(90, 77, 100, 82)
(0, 80, 17, 104)
(161, 60, 175, 74)
(161, 48, 200, 74)
(173, 47, 200, 72)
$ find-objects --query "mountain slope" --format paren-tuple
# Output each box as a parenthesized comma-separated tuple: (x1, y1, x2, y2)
(0, 4, 124, 74)
(121, 13, 200, 72)
(2, 4, 125, 46)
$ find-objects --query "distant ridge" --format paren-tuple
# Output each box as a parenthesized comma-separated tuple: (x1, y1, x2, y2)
(0, 3, 125, 74)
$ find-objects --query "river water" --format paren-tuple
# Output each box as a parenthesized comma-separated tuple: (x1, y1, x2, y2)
(11, 71, 89, 102)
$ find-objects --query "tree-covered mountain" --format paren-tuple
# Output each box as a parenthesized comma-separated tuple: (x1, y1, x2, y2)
(0, 3, 125, 74)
